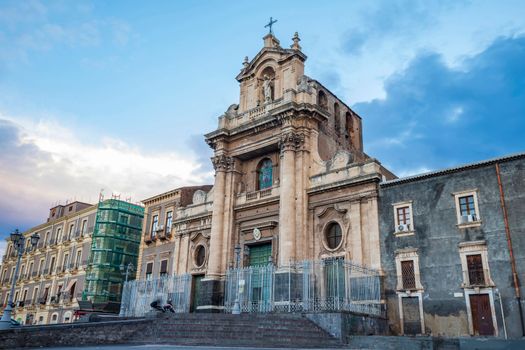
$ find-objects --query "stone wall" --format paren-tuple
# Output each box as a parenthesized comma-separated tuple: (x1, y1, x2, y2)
(379, 154, 525, 338)
(0, 319, 152, 349)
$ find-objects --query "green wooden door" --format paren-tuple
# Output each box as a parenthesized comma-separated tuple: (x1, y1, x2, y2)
(249, 243, 272, 267)
(248, 243, 272, 309)
(191, 274, 204, 312)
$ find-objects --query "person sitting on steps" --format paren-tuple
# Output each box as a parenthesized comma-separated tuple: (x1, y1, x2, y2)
(150, 299, 164, 312)
(163, 299, 175, 313)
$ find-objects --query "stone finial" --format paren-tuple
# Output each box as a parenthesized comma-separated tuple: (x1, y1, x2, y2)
(291, 32, 301, 50)
(243, 56, 249, 68)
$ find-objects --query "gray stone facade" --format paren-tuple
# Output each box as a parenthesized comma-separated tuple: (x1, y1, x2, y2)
(378, 153, 525, 338)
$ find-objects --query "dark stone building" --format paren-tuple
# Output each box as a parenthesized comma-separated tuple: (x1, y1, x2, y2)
(379, 153, 525, 338)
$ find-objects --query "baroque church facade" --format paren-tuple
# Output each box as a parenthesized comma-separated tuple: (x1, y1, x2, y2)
(137, 31, 394, 310)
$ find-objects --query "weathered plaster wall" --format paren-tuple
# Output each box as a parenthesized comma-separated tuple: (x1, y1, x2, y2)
(379, 155, 525, 338)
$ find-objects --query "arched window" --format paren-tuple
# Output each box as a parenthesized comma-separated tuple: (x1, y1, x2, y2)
(257, 158, 273, 190)
(325, 222, 343, 250)
(345, 112, 353, 140)
(334, 103, 341, 135)
(317, 90, 327, 109)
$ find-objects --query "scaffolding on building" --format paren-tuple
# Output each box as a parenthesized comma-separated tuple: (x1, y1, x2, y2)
(83, 199, 144, 303)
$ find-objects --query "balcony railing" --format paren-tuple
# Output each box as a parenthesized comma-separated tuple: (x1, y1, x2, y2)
(462, 269, 491, 287)
(236, 186, 280, 206)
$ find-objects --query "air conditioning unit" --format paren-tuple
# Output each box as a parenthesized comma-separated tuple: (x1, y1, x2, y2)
(397, 224, 410, 232)
(460, 214, 477, 224)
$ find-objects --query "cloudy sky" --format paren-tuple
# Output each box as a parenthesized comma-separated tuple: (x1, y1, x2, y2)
(1, 0, 524, 256)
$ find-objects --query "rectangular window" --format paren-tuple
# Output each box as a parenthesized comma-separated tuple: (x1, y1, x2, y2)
(165, 211, 173, 234)
(39, 259, 45, 275)
(68, 224, 74, 240)
(81, 220, 87, 235)
(401, 260, 416, 290)
(393, 201, 414, 235)
(63, 254, 69, 271)
(160, 260, 168, 276)
(459, 195, 476, 218)
(75, 250, 82, 268)
(397, 206, 411, 226)
(49, 257, 56, 274)
(151, 215, 159, 238)
(33, 287, 39, 303)
(454, 190, 481, 226)
(56, 228, 62, 243)
(146, 262, 153, 280)
(467, 254, 485, 285)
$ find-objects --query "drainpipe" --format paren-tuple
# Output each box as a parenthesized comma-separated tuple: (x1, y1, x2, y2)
(495, 163, 525, 336)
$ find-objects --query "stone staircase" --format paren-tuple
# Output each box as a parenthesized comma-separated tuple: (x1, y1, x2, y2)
(147, 313, 343, 348)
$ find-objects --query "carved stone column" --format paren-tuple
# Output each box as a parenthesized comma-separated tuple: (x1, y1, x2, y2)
(199, 154, 233, 312)
(206, 154, 233, 278)
(278, 132, 304, 266)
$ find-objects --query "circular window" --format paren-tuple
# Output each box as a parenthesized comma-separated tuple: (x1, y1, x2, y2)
(195, 245, 206, 267)
(325, 222, 343, 250)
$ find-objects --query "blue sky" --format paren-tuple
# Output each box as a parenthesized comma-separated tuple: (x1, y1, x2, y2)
(1, 0, 524, 255)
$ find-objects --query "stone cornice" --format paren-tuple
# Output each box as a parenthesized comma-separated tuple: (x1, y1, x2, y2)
(204, 102, 328, 143)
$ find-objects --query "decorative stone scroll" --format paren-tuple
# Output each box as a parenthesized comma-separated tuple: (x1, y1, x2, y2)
(279, 132, 305, 153)
(212, 155, 235, 171)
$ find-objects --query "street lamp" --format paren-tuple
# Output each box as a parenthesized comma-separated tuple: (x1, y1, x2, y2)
(118, 262, 134, 317)
(232, 244, 242, 315)
(0, 230, 39, 329)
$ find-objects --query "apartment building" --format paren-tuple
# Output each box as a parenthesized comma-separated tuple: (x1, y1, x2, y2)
(0, 202, 96, 325)
(0, 198, 144, 324)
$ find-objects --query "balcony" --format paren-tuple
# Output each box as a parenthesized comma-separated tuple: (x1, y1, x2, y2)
(462, 269, 493, 288)
(236, 186, 280, 206)
(144, 232, 153, 244)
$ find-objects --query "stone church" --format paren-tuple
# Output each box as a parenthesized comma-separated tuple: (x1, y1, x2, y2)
(135, 31, 394, 313)
(200, 32, 396, 308)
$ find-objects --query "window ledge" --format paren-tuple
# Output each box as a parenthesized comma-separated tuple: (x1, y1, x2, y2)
(456, 220, 482, 229)
(396, 288, 423, 294)
(461, 282, 495, 289)
(393, 230, 415, 237)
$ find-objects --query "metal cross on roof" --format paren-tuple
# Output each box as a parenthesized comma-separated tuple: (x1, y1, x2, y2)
(265, 17, 277, 34)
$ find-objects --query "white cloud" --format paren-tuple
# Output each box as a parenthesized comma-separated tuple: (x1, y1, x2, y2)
(446, 106, 464, 123)
(396, 166, 432, 178)
(0, 112, 213, 231)
(0, 240, 6, 268)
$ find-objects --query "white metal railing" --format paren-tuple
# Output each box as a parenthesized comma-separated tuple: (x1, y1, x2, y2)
(224, 259, 384, 316)
(120, 274, 191, 317)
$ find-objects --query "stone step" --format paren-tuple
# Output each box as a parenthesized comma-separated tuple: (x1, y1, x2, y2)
(141, 313, 342, 348)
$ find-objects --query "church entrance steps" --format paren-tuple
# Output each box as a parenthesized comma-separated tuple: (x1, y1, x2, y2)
(150, 313, 343, 348)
